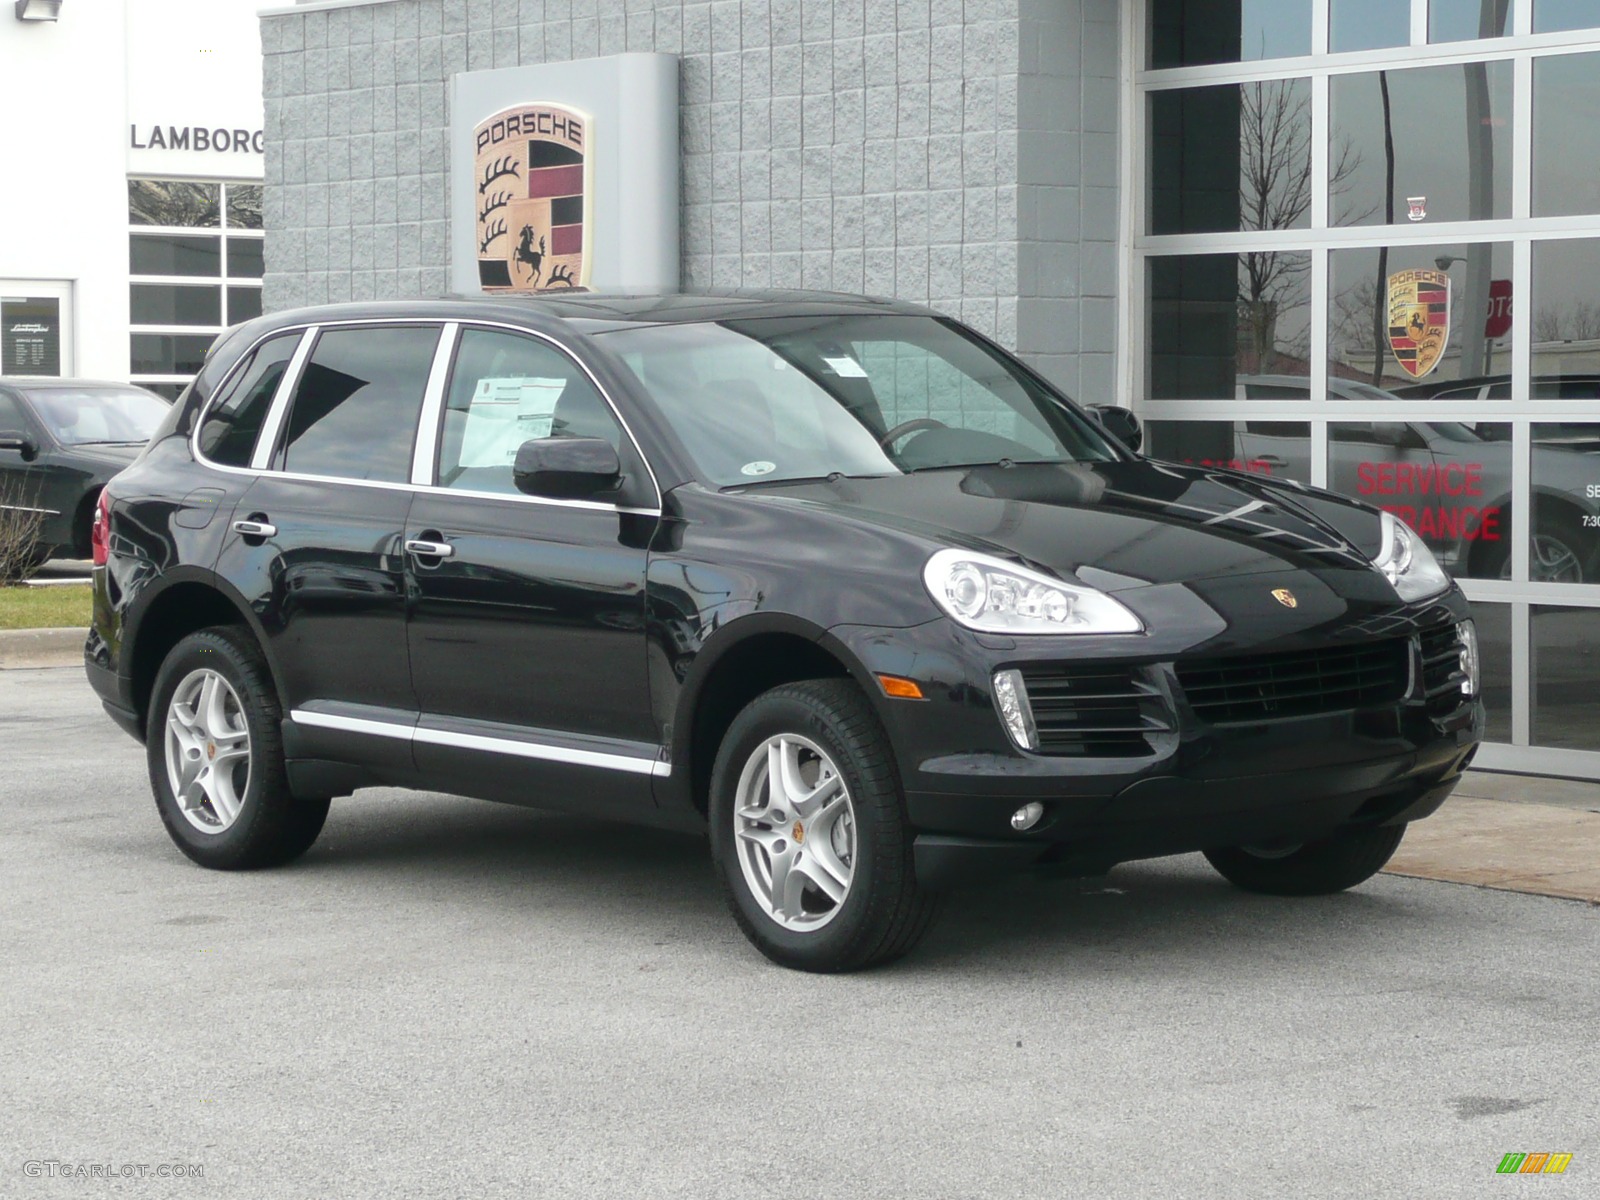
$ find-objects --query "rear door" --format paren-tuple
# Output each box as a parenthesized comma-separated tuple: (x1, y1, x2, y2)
(403, 323, 663, 816)
(0, 387, 49, 534)
(215, 322, 445, 765)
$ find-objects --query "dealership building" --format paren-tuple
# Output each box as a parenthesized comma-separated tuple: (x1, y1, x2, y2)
(0, 0, 267, 397)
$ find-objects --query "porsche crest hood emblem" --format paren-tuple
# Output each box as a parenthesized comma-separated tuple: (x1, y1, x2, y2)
(473, 103, 591, 294)
(1272, 588, 1298, 609)
(1387, 269, 1451, 379)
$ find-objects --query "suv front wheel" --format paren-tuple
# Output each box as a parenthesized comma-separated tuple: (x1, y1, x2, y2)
(709, 679, 939, 972)
(147, 627, 329, 869)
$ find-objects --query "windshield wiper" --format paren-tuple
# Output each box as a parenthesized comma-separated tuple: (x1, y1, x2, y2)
(72, 439, 148, 446)
(721, 472, 890, 491)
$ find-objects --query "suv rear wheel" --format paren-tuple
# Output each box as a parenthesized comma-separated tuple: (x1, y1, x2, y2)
(1203, 823, 1406, 896)
(709, 679, 938, 972)
(147, 627, 329, 869)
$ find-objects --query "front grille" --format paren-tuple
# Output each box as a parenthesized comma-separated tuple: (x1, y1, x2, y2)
(1176, 639, 1409, 723)
(1017, 664, 1169, 757)
(1419, 622, 1468, 714)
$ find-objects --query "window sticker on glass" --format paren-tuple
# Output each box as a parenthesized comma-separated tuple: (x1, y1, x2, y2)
(822, 355, 869, 378)
(458, 376, 567, 468)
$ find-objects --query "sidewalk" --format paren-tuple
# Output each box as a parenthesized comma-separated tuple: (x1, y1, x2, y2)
(1384, 772, 1600, 904)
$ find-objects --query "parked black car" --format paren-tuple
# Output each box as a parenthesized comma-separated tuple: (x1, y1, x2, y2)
(0, 378, 170, 559)
(86, 294, 1483, 971)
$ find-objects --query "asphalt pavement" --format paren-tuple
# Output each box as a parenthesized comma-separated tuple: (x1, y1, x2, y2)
(2, 667, 1596, 1198)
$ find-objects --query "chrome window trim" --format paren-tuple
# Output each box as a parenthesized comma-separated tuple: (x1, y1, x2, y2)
(244, 334, 316, 473)
(410, 321, 460, 486)
(289, 708, 671, 777)
(190, 314, 665, 516)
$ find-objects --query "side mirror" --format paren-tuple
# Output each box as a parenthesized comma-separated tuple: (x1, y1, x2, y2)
(513, 436, 622, 500)
(0, 430, 39, 462)
(1089, 405, 1142, 452)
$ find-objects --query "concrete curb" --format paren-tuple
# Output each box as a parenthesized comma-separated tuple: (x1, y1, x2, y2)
(0, 627, 87, 670)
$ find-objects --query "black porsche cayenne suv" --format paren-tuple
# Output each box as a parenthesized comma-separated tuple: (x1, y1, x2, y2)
(86, 292, 1483, 971)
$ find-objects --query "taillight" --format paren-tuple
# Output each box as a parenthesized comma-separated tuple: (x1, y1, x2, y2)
(91, 489, 111, 566)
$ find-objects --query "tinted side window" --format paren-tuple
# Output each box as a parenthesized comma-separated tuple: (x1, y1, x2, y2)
(0, 391, 27, 430)
(436, 328, 624, 495)
(279, 325, 439, 482)
(198, 333, 299, 467)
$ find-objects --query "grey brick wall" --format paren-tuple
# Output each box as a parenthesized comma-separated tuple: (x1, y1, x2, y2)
(261, 0, 1122, 392)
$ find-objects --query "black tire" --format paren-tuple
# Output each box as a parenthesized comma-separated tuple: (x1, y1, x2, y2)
(1203, 823, 1407, 896)
(146, 626, 329, 870)
(708, 679, 939, 972)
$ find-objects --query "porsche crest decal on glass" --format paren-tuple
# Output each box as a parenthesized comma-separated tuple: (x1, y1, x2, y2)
(1387, 269, 1451, 379)
(473, 103, 591, 294)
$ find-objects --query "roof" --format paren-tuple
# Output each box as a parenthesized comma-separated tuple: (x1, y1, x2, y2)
(0, 378, 155, 390)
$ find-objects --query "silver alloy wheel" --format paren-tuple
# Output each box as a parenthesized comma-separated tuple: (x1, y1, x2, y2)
(164, 668, 252, 835)
(1499, 534, 1582, 583)
(733, 733, 857, 932)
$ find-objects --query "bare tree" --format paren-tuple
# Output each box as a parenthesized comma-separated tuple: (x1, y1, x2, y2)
(1234, 80, 1369, 373)
(1533, 301, 1600, 342)
(0, 481, 45, 586)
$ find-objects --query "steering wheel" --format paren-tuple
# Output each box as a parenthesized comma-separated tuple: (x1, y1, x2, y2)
(879, 418, 948, 449)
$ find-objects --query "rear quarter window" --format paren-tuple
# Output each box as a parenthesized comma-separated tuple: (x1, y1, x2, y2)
(198, 333, 300, 467)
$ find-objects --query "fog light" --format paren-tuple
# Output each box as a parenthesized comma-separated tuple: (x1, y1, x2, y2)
(1457, 620, 1480, 695)
(992, 668, 1038, 751)
(1011, 802, 1045, 831)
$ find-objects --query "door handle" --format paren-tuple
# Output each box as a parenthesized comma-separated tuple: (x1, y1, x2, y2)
(232, 519, 277, 538)
(404, 539, 455, 559)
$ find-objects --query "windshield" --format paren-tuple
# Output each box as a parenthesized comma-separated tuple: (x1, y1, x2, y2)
(600, 314, 1122, 487)
(25, 387, 170, 446)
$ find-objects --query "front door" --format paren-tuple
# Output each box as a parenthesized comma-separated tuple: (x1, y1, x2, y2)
(404, 325, 660, 816)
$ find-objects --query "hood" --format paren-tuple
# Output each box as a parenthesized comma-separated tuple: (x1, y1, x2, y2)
(733, 460, 1389, 592)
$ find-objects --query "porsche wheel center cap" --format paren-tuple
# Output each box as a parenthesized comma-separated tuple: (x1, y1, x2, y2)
(792, 821, 805, 844)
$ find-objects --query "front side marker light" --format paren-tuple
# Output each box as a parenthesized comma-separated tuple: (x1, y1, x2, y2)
(992, 668, 1038, 751)
(877, 674, 925, 700)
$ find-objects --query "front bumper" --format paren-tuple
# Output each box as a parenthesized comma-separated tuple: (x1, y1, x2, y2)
(830, 590, 1484, 889)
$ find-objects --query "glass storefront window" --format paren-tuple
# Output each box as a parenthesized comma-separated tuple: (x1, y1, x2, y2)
(130, 333, 214, 377)
(128, 180, 219, 227)
(1473, 601, 1511, 743)
(1329, 421, 1512, 579)
(1535, 1, 1600, 34)
(1532, 238, 1600, 394)
(1150, 80, 1312, 235)
(1533, 53, 1600, 218)
(1430, 0, 1511, 43)
(1530, 423, 1600, 584)
(1146, 420, 1312, 483)
(1533, 606, 1600, 749)
(1331, 61, 1512, 227)
(129, 234, 221, 278)
(1330, 0, 1411, 53)
(1149, 0, 1313, 68)
(1148, 252, 1312, 400)
(1329, 242, 1512, 396)
(130, 283, 221, 326)
(226, 184, 264, 230)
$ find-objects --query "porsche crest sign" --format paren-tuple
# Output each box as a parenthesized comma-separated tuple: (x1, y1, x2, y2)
(1386, 269, 1451, 379)
(472, 103, 591, 293)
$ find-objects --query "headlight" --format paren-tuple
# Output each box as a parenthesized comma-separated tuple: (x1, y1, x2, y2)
(922, 549, 1142, 635)
(1372, 512, 1450, 602)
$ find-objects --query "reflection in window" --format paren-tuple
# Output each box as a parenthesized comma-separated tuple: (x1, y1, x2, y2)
(1532, 240, 1600, 393)
(1533, 607, 1600, 750)
(1330, 0, 1411, 52)
(1474, 603, 1511, 743)
(1331, 61, 1512, 226)
(129, 283, 222, 326)
(1328, 243, 1512, 395)
(1329, 422, 1511, 580)
(1430, 0, 1511, 43)
(1535, 0, 1600, 33)
(280, 326, 439, 482)
(1149, 0, 1313, 68)
(1533, 53, 1600, 218)
(226, 184, 264, 230)
(1530, 424, 1600, 584)
(1146, 420, 1311, 483)
(1151, 79, 1312, 235)
(1148, 252, 1311, 400)
(198, 334, 298, 468)
(128, 180, 219, 227)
